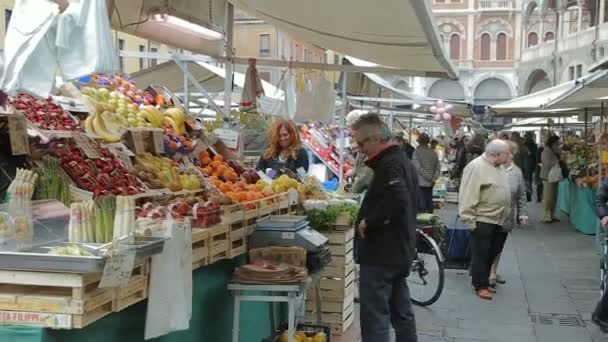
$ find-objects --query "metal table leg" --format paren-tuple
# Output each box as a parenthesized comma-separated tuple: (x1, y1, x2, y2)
(288, 292, 296, 342)
(232, 291, 241, 342)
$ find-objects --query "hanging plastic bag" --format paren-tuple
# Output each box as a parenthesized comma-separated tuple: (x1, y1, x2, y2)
(294, 77, 315, 122)
(145, 215, 192, 339)
(57, 0, 119, 81)
(0, 0, 59, 96)
(313, 79, 337, 123)
(282, 71, 297, 119)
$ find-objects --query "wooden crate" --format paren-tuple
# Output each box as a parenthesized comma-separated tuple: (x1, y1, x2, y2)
(209, 225, 229, 264)
(324, 228, 355, 245)
(328, 239, 354, 256)
(328, 252, 354, 268)
(112, 263, 148, 312)
(0, 270, 114, 329)
(445, 191, 458, 203)
(322, 260, 355, 279)
(320, 270, 356, 292)
(305, 300, 355, 329)
(228, 237, 247, 258)
(192, 228, 211, 270)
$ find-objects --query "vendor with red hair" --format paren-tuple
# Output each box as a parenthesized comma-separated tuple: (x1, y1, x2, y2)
(256, 118, 309, 175)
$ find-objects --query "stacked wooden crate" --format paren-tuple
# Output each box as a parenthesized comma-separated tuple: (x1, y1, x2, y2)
(191, 228, 211, 269)
(305, 227, 356, 336)
(0, 258, 150, 329)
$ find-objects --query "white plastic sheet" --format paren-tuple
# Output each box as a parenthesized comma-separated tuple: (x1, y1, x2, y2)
(294, 78, 315, 122)
(313, 79, 337, 123)
(145, 219, 193, 340)
(57, 0, 118, 81)
(1, 0, 118, 97)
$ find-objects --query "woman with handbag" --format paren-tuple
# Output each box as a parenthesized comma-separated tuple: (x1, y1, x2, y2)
(540, 135, 562, 223)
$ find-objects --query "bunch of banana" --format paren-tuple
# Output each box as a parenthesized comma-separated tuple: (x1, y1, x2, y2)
(138, 106, 164, 127)
(84, 111, 127, 143)
(163, 108, 187, 135)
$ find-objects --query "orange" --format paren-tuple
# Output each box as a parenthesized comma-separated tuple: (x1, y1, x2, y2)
(213, 155, 224, 162)
(219, 183, 233, 193)
(201, 157, 211, 165)
(210, 161, 221, 169)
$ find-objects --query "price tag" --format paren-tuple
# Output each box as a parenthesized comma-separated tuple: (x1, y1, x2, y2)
(282, 232, 295, 240)
(130, 130, 146, 155)
(106, 143, 134, 169)
(8, 113, 29, 155)
(73, 133, 100, 159)
(214, 128, 239, 150)
(99, 247, 136, 288)
(152, 130, 165, 155)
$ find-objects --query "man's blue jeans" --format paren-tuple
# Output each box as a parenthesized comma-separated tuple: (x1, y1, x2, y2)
(359, 264, 417, 342)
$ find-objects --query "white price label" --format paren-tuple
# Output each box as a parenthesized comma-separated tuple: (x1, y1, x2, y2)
(152, 130, 165, 154)
(99, 248, 136, 288)
(73, 133, 100, 159)
(214, 128, 240, 149)
(8, 113, 29, 156)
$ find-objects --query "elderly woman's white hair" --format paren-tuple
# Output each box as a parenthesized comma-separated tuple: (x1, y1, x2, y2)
(346, 110, 368, 128)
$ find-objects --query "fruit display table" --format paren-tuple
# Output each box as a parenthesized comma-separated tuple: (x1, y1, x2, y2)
(558, 179, 598, 235)
(0, 258, 274, 342)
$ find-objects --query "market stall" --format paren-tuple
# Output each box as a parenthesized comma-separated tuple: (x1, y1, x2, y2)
(0, 0, 460, 340)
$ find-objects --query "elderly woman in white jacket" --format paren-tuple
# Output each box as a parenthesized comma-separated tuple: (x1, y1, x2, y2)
(490, 140, 528, 288)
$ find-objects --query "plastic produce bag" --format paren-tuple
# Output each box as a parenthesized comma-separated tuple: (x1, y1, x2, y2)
(313, 79, 337, 123)
(294, 77, 315, 122)
(0, 0, 59, 96)
(57, 0, 118, 81)
(145, 216, 192, 340)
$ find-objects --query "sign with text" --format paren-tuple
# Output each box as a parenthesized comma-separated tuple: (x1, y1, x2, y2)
(214, 128, 240, 150)
(73, 133, 100, 159)
(8, 113, 29, 155)
(99, 247, 136, 288)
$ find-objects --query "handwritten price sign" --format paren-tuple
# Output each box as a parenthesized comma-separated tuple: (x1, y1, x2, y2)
(99, 247, 136, 288)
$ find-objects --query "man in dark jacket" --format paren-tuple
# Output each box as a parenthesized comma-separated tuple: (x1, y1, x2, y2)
(351, 114, 418, 342)
(523, 132, 538, 202)
(593, 179, 608, 332)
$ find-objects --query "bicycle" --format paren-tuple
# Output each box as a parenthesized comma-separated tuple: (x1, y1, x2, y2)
(407, 227, 445, 306)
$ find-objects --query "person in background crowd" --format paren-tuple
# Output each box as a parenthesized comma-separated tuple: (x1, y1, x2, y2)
(351, 114, 418, 342)
(430, 139, 439, 151)
(345, 111, 373, 194)
(458, 139, 511, 300)
(510, 132, 529, 175)
(456, 134, 485, 183)
(523, 132, 538, 202)
(489, 141, 528, 288)
(499, 132, 510, 140)
(256, 118, 309, 175)
(413, 133, 440, 213)
(395, 134, 416, 160)
(540, 135, 562, 223)
(535, 145, 544, 202)
(592, 177, 608, 332)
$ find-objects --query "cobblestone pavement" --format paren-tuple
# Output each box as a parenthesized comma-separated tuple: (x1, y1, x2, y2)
(335, 203, 608, 342)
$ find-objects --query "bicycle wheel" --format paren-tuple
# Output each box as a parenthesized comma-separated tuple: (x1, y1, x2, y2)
(407, 230, 445, 307)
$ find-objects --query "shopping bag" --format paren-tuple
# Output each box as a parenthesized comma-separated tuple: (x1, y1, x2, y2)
(294, 77, 315, 122)
(548, 164, 564, 183)
(57, 0, 119, 80)
(313, 79, 336, 123)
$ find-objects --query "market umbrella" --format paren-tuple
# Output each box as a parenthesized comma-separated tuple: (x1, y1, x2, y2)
(239, 59, 265, 112)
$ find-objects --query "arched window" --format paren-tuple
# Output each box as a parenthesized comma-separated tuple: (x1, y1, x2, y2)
(497, 33, 507, 60)
(544, 31, 555, 41)
(480, 33, 491, 60)
(450, 34, 461, 60)
(528, 32, 538, 47)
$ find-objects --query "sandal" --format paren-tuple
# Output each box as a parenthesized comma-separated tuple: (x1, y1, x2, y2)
(487, 287, 496, 293)
(476, 288, 493, 300)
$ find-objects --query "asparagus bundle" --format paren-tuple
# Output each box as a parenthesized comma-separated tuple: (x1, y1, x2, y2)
(113, 196, 135, 239)
(94, 195, 116, 243)
(68, 200, 98, 243)
(37, 157, 71, 206)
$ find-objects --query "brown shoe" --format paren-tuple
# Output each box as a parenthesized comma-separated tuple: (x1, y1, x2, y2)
(476, 288, 493, 300)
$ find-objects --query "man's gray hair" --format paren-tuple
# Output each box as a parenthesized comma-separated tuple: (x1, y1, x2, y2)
(350, 113, 391, 142)
(485, 139, 509, 156)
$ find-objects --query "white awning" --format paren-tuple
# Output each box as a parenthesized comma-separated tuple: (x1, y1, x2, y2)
(491, 81, 578, 117)
(544, 70, 608, 110)
(229, 0, 457, 79)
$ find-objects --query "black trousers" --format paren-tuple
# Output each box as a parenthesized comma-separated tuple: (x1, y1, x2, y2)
(418, 186, 434, 213)
(594, 289, 608, 321)
(470, 222, 502, 290)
